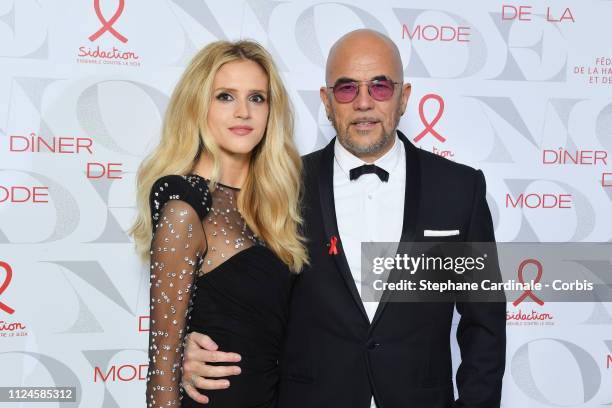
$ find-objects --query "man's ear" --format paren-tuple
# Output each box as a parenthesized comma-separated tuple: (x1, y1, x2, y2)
(320, 86, 332, 120)
(400, 83, 411, 115)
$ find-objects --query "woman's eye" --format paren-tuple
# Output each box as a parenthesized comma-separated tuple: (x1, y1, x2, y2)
(216, 92, 233, 102)
(249, 94, 266, 103)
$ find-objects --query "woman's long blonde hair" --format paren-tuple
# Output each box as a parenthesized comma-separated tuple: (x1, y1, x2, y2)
(129, 40, 308, 272)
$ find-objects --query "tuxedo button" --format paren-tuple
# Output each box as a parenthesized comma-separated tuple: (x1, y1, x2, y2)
(366, 339, 380, 350)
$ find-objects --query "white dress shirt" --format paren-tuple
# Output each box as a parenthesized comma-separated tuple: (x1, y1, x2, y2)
(333, 132, 406, 408)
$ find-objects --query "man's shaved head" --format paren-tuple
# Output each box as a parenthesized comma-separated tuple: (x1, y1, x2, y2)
(325, 29, 403, 86)
(320, 29, 411, 162)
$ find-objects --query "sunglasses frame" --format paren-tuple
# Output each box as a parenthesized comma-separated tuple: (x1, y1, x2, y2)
(327, 77, 402, 103)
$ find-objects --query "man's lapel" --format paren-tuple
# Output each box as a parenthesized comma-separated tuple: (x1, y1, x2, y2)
(318, 137, 370, 324)
(369, 130, 422, 329)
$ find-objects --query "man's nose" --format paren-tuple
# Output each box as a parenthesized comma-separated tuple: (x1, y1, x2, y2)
(352, 83, 374, 111)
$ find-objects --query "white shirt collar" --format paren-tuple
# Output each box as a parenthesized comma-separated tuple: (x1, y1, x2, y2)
(334, 132, 402, 178)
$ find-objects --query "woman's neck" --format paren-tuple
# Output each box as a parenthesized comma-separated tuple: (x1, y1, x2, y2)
(192, 150, 250, 188)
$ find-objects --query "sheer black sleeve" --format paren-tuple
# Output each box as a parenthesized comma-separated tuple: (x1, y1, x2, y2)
(145, 175, 210, 408)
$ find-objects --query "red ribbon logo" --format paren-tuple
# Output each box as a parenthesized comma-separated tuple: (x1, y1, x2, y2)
(0, 261, 15, 315)
(413, 93, 446, 143)
(89, 0, 128, 43)
(328, 236, 338, 256)
(513, 258, 545, 307)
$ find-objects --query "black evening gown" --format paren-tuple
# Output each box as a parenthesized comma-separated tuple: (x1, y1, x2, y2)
(145, 174, 294, 408)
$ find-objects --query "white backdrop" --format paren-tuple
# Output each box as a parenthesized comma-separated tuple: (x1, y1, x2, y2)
(0, 0, 611, 406)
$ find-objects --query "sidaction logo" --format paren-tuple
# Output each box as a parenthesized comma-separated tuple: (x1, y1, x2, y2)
(77, 0, 141, 66)
(0, 320, 28, 335)
(506, 259, 555, 326)
(0, 261, 28, 338)
(506, 309, 554, 325)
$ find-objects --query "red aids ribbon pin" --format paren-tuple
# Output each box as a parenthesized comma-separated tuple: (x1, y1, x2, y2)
(0, 261, 15, 315)
(328, 236, 338, 256)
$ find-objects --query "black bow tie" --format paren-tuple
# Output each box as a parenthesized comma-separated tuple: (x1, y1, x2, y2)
(349, 164, 389, 182)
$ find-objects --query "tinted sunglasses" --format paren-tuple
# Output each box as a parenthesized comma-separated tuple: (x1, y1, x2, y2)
(327, 78, 401, 103)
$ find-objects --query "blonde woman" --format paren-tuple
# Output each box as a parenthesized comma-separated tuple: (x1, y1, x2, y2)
(130, 40, 307, 407)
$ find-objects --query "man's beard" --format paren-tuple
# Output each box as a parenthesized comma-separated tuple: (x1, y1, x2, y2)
(330, 111, 398, 157)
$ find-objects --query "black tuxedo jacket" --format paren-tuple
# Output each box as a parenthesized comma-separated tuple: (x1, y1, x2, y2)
(278, 131, 506, 408)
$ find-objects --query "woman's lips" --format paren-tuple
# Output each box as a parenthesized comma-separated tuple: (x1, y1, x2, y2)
(228, 126, 253, 135)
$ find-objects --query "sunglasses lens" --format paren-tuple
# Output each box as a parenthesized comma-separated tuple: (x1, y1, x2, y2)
(370, 80, 394, 101)
(333, 83, 358, 103)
